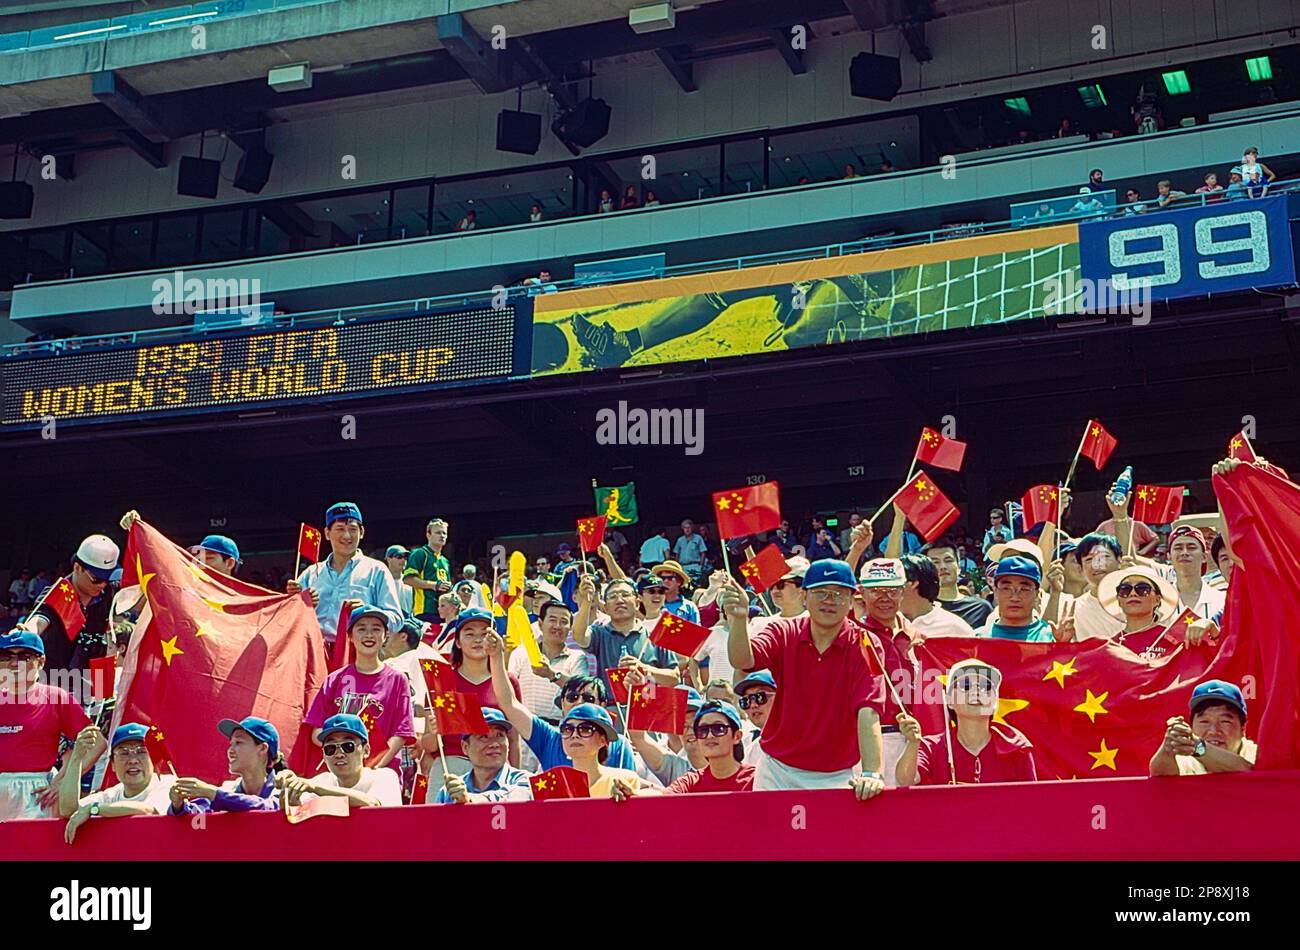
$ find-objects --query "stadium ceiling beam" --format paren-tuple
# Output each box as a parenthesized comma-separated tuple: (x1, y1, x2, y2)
(841, 0, 889, 31)
(655, 47, 697, 93)
(768, 27, 808, 75)
(434, 12, 513, 94)
(114, 128, 166, 169)
(91, 71, 173, 144)
(511, 38, 578, 112)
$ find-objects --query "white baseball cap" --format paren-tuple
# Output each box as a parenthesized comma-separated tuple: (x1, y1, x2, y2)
(986, 538, 1043, 566)
(75, 534, 120, 581)
(781, 556, 811, 581)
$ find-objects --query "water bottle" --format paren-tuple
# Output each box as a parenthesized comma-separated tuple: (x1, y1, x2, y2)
(1110, 466, 1133, 505)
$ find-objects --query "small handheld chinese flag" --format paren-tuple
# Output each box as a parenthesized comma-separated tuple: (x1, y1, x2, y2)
(530, 766, 590, 801)
(144, 724, 176, 775)
(712, 483, 781, 540)
(358, 706, 391, 768)
(297, 523, 322, 562)
(285, 795, 350, 824)
(915, 427, 967, 472)
(894, 471, 960, 542)
(1151, 607, 1203, 655)
(420, 656, 457, 695)
(737, 544, 789, 593)
(606, 667, 634, 704)
(1132, 485, 1184, 525)
(577, 515, 608, 554)
(41, 579, 86, 641)
(1079, 419, 1118, 470)
(430, 691, 489, 736)
(1228, 432, 1257, 463)
(628, 683, 689, 733)
(859, 631, 886, 678)
(1021, 485, 1061, 530)
(88, 654, 116, 702)
(649, 612, 712, 659)
(410, 773, 430, 805)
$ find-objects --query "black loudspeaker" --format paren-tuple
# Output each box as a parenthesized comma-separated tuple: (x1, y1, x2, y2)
(0, 181, 34, 219)
(233, 145, 274, 194)
(849, 52, 903, 101)
(177, 156, 221, 199)
(552, 97, 611, 149)
(496, 110, 542, 155)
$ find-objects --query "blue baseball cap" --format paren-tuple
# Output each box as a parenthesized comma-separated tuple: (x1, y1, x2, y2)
(347, 604, 391, 632)
(1057, 538, 1079, 558)
(559, 703, 617, 742)
(994, 555, 1042, 586)
(193, 535, 241, 563)
(448, 607, 494, 636)
(802, 559, 857, 591)
(111, 722, 149, 749)
(325, 502, 363, 527)
(1190, 680, 1247, 721)
(678, 685, 703, 711)
(735, 670, 776, 694)
(469, 707, 513, 738)
(693, 699, 743, 730)
(385, 545, 410, 558)
(218, 716, 280, 763)
(319, 713, 368, 743)
(0, 628, 44, 656)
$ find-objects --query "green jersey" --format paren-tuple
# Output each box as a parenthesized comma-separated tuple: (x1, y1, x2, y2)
(404, 545, 450, 617)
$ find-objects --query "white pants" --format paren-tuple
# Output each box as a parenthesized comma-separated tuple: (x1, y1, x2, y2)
(753, 753, 858, 791)
(0, 770, 55, 821)
(881, 731, 908, 788)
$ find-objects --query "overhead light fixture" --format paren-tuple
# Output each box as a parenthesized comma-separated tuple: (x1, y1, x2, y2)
(1003, 96, 1031, 115)
(1077, 83, 1108, 108)
(1161, 70, 1190, 95)
(629, 2, 676, 33)
(1245, 56, 1273, 82)
(148, 12, 218, 27)
(53, 24, 126, 41)
(268, 63, 313, 92)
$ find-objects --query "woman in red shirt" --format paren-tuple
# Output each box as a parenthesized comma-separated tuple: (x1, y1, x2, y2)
(1097, 567, 1180, 658)
(665, 700, 755, 794)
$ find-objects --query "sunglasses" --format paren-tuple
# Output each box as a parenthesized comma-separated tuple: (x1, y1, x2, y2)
(564, 691, 599, 705)
(1117, 583, 1156, 598)
(772, 580, 802, 591)
(738, 691, 771, 709)
(322, 741, 360, 756)
(641, 587, 667, 596)
(693, 722, 734, 738)
(559, 722, 602, 739)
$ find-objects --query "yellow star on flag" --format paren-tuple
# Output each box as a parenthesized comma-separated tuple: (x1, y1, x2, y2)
(1074, 689, 1109, 723)
(914, 479, 929, 493)
(1088, 739, 1119, 770)
(716, 496, 731, 511)
(923, 431, 937, 444)
(1091, 425, 1101, 437)
(202, 597, 227, 613)
(1137, 488, 1150, 501)
(433, 695, 447, 708)
(159, 635, 184, 666)
(631, 689, 642, 703)
(1231, 438, 1243, 450)
(992, 697, 1030, 724)
(134, 553, 156, 601)
(1042, 657, 1078, 688)
(535, 776, 549, 790)
(194, 622, 216, 639)
(149, 726, 165, 742)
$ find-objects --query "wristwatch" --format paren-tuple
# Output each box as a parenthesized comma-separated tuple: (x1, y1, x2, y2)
(1193, 738, 1207, 758)
(860, 770, 882, 780)
(89, 803, 101, 818)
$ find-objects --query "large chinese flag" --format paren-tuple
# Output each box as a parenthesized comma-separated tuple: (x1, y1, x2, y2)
(40, 578, 86, 641)
(915, 427, 966, 472)
(1214, 464, 1300, 770)
(1079, 419, 1118, 470)
(1132, 484, 1184, 525)
(894, 471, 960, 542)
(712, 483, 781, 540)
(1020, 485, 1060, 530)
(109, 519, 327, 785)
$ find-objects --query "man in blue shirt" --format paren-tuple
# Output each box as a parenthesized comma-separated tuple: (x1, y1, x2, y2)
(651, 561, 701, 624)
(981, 557, 1056, 641)
(288, 502, 403, 648)
(639, 530, 671, 568)
(573, 576, 679, 696)
(435, 708, 533, 804)
(673, 520, 708, 578)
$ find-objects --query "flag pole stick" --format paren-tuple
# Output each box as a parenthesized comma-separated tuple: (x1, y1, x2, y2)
(940, 690, 957, 786)
(742, 545, 774, 617)
(863, 635, 907, 716)
(1062, 424, 1091, 492)
(867, 481, 910, 526)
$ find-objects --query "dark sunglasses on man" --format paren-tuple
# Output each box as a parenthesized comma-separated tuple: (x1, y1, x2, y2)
(322, 741, 360, 756)
(564, 690, 599, 705)
(738, 691, 771, 710)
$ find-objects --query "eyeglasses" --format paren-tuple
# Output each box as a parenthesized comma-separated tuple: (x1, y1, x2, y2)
(1117, 583, 1156, 597)
(560, 722, 601, 739)
(738, 691, 771, 709)
(112, 745, 148, 759)
(322, 741, 359, 756)
(564, 691, 599, 705)
(693, 722, 734, 738)
(0, 651, 39, 664)
(808, 588, 851, 602)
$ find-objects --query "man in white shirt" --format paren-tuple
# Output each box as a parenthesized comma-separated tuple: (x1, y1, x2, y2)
(1070, 532, 1126, 640)
(507, 601, 589, 721)
(60, 723, 177, 844)
(898, 555, 974, 637)
(276, 714, 403, 808)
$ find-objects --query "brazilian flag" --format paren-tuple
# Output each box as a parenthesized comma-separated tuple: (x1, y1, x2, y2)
(594, 482, 638, 526)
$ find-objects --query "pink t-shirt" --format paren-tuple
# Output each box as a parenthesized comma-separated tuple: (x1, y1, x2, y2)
(0, 683, 92, 773)
(306, 664, 416, 772)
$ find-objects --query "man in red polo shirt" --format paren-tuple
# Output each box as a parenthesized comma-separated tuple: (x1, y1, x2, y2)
(895, 658, 1037, 786)
(724, 559, 885, 799)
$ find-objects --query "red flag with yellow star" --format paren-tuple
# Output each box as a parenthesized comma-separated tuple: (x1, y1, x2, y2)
(143, 724, 176, 775)
(606, 667, 634, 704)
(1021, 484, 1060, 530)
(649, 611, 712, 659)
(737, 543, 789, 593)
(627, 682, 689, 733)
(712, 483, 781, 540)
(1227, 431, 1256, 463)
(358, 704, 392, 768)
(430, 691, 489, 736)
(577, 515, 607, 554)
(1079, 419, 1118, 470)
(915, 633, 1231, 779)
(410, 773, 431, 805)
(915, 427, 967, 472)
(107, 518, 327, 787)
(894, 471, 960, 542)
(420, 655, 457, 695)
(530, 766, 589, 801)
(38, 577, 85, 641)
(297, 523, 322, 562)
(1131, 484, 1184, 525)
